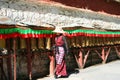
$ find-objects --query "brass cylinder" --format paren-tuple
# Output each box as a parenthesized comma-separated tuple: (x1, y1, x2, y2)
(66, 37, 71, 48)
(31, 38, 37, 49)
(46, 38, 51, 50)
(0, 39, 5, 48)
(38, 38, 45, 49)
(76, 36, 81, 48)
(71, 37, 76, 47)
(20, 38, 26, 49)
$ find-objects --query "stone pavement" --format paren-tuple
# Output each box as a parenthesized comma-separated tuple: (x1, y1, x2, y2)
(37, 60, 120, 80)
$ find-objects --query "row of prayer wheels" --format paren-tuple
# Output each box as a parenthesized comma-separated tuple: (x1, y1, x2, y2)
(67, 36, 120, 47)
(0, 37, 120, 50)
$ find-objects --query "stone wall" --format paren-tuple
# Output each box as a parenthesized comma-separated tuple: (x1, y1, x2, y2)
(16, 49, 50, 80)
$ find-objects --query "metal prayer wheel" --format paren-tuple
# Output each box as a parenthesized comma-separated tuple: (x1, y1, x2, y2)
(31, 38, 37, 49)
(46, 38, 51, 50)
(117, 38, 120, 44)
(38, 38, 45, 49)
(66, 37, 71, 48)
(76, 36, 81, 48)
(20, 38, 26, 49)
(79, 37, 82, 47)
(97, 37, 99, 46)
(81, 37, 85, 47)
(71, 37, 76, 47)
(89, 37, 92, 46)
(86, 37, 89, 47)
(0, 39, 5, 48)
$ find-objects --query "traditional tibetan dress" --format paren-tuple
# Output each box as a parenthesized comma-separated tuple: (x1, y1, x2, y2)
(55, 35, 67, 76)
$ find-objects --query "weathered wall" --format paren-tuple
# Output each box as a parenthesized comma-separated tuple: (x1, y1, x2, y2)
(16, 50, 50, 80)
(0, 50, 78, 80)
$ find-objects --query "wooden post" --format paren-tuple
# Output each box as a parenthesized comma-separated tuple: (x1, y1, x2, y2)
(76, 49, 90, 69)
(26, 38, 32, 80)
(6, 39, 12, 80)
(78, 50, 83, 69)
(104, 47, 111, 63)
(48, 37, 55, 76)
(102, 47, 111, 64)
(73, 48, 82, 69)
(83, 50, 90, 67)
(48, 53, 55, 76)
(95, 47, 111, 64)
(101, 48, 105, 63)
(13, 38, 17, 80)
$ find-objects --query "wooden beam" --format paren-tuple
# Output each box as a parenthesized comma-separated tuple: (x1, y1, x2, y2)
(13, 38, 17, 80)
(48, 52, 55, 76)
(6, 39, 12, 80)
(26, 38, 32, 80)
(74, 48, 90, 69)
(101, 47, 111, 64)
(83, 50, 90, 67)
(78, 50, 83, 69)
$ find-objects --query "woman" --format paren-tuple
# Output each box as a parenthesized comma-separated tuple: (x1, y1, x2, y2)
(53, 27, 68, 78)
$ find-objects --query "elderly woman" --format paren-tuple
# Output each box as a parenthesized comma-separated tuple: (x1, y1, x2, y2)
(53, 27, 68, 78)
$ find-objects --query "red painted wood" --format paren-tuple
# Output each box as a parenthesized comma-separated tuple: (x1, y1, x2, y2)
(95, 47, 111, 63)
(74, 46, 113, 68)
(102, 48, 105, 61)
(48, 53, 55, 76)
(78, 50, 83, 69)
(13, 39, 17, 80)
(95, 50, 102, 59)
(26, 38, 32, 80)
(104, 47, 111, 63)
(83, 50, 90, 67)
(39, 0, 120, 15)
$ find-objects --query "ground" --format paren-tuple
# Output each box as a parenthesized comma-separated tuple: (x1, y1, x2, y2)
(37, 60, 120, 80)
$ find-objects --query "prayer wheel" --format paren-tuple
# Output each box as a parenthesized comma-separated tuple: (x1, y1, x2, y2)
(66, 37, 71, 48)
(0, 39, 5, 48)
(88, 37, 91, 46)
(81, 37, 86, 47)
(31, 38, 37, 49)
(38, 38, 45, 49)
(76, 36, 81, 48)
(20, 38, 26, 49)
(46, 38, 51, 50)
(71, 37, 76, 47)
(118, 38, 120, 44)
(86, 37, 89, 47)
